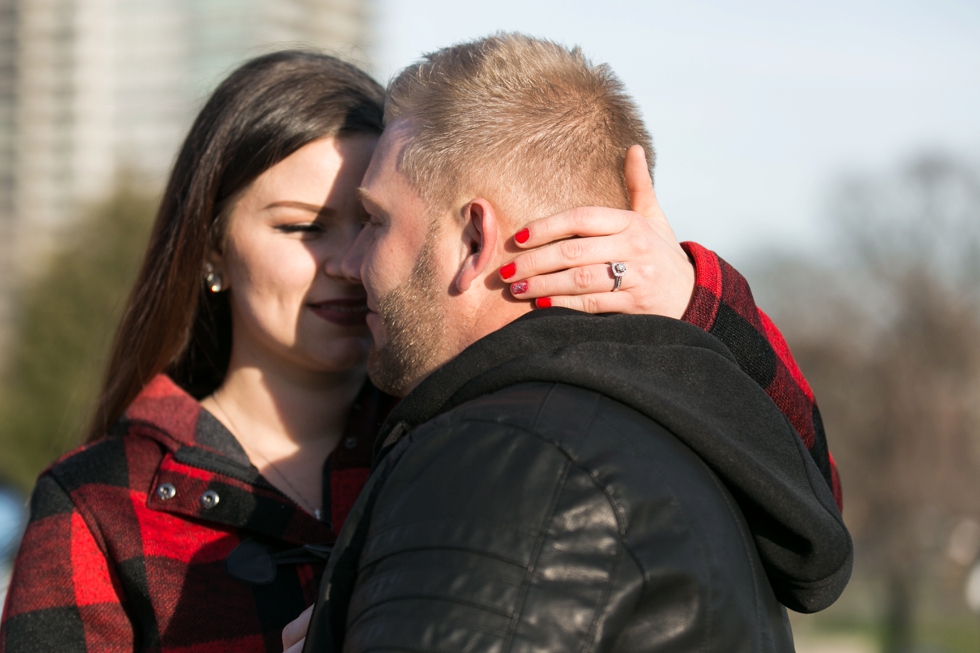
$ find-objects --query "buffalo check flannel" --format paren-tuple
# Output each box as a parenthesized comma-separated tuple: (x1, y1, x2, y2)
(0, 242, 840, 653)
(681, 241, 842, 507)
(0, 375, 396, 653)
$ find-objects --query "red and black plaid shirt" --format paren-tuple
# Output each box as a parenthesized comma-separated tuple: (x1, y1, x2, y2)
(680, 242, 841, 506)
(0, 242, 840, 653)
(0, 375, 396, 653)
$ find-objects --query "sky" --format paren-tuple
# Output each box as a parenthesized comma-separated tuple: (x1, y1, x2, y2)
(372, 0, 980, 267)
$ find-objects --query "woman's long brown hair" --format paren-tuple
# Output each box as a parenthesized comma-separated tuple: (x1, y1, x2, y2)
(85, 51, 384, 442)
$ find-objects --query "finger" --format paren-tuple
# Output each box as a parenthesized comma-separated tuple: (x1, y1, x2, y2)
(282, 605, 313, 650)
(511, 207, 633, 249)
(500, 234, 627, 281)
(534, 291, 636, 315)
(624, 145, 658, 218)
(284, 638, 305, 653)
(510, 264, 620, 299)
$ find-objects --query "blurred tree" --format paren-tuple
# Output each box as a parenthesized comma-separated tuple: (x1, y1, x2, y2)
(754, 153, 980, 652)
(0, 184, 156, 490)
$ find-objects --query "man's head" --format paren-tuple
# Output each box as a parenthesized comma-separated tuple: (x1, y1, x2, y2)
(386, 33, 654, 220)
(347, 33, 654, 396)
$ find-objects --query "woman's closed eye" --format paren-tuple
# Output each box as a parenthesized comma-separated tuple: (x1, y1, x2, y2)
(275, 222, 327, 235)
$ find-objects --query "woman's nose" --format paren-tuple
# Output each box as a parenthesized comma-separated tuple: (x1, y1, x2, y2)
(323, 251, 350, 282)
(336, 226, 369, 283)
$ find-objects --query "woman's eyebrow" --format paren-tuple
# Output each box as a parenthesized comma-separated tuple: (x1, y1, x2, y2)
(264, 200, 336, 216)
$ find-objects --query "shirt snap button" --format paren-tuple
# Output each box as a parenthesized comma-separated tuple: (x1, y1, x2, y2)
(156, 483, 177, 501)
(345, 437, 357, 449)
(200, 490, 220, 509)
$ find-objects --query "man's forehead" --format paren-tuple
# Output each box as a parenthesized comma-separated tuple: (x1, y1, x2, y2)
(371, 119, 412, 164)
(364, 125, 409, 186)
(380, 118, 415, 151)
(363, 126, 425, 202)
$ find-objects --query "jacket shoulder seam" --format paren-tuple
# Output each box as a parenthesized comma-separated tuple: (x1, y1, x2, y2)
(460, 402, 719, 651)
(503, 450, 571, 651)
(449, 413, 646, 580)
(429, 410, 627, 653)
(449, 413, 633, 550)
(460, 414, 640, 653)
(40, 469, 116, 568)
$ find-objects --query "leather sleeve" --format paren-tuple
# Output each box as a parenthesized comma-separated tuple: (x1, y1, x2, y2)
(0, 475, 135, 653)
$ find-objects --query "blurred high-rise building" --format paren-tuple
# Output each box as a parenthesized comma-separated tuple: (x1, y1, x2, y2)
(0, 0, 373, 353)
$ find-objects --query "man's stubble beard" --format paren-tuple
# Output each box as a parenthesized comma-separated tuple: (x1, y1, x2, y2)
(367, 223, 449, 397)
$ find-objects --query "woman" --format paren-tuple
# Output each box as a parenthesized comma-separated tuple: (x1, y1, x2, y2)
(0, 51, 836, 653)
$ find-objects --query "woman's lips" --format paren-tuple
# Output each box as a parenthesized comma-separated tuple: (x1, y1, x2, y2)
(308, 298, 369, 327)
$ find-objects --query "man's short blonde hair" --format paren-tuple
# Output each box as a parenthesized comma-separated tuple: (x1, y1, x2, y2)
(385, 33, 655, 222)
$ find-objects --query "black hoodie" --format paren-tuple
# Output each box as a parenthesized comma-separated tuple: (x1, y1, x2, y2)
(305, 309, 852, 652)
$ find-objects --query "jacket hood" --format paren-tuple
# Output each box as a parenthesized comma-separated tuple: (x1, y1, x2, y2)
(376, 308, 852, 613)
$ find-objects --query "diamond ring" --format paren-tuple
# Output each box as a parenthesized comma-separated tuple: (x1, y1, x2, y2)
(610, 262, 626, 292)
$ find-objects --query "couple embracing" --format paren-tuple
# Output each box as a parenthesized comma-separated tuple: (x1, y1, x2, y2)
(1, 33, 849, 653)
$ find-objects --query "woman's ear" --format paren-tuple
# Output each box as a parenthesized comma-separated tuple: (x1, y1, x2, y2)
(456, 198, 498, 293)
(205, 249, 230, 293)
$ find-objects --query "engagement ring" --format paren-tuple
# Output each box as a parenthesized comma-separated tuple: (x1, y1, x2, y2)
(610, 262, 627, 292)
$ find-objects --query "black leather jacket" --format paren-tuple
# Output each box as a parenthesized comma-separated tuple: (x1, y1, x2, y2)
(306, 310, 852, 652)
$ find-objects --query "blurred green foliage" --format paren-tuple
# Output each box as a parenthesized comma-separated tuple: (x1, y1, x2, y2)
(0, 185, 156, 490)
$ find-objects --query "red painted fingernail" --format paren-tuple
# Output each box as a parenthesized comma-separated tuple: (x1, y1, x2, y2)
(500, 262, 516, 279)
(535, 297, 553, 308)
(515, 228, 530, 244)
(511, 281, 528, 295)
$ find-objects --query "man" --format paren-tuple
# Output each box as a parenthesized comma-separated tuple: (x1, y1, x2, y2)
(296, 34, 851, 652)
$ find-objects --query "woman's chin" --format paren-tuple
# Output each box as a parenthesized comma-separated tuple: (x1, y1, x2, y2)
(304, 335, 373, 372)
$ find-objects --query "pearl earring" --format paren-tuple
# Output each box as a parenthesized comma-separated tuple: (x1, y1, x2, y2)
(204, 262, 224, 293)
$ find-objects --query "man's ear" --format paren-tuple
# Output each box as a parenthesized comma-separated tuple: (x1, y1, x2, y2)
(455, 198, 498, 293)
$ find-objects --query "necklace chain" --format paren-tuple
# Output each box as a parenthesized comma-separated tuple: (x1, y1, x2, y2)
(210, 392, 323, 521)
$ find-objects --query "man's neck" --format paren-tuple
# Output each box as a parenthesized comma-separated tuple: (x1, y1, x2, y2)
(463, 293, 534, 349)
(401, 289, 533, 396)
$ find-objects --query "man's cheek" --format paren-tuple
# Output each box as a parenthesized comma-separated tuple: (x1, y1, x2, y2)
(363, 246, 405, 304)
(359, 252, 383, 297)
(366, 312, 387, 348)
